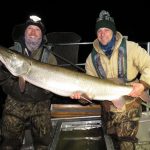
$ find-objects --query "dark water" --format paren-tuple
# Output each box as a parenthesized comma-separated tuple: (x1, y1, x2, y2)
(55, 127, 107, 150)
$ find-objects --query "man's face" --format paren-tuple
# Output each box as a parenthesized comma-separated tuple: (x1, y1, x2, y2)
(97, 28, 113, 46)
(25, 25, 42, 41)
(24, 25, 43, 52)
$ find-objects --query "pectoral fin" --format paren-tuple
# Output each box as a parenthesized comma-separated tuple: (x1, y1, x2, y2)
(80, 94, 93, 104)
(19, 77, 26, 93)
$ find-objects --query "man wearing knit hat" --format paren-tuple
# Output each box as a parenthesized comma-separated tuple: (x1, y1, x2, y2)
(71, 10, 150, 150)
(0, 15, 57, 150)
(95, 10, 116, 34)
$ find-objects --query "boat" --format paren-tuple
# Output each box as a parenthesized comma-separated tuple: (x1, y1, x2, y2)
(2, 30, 150, 149)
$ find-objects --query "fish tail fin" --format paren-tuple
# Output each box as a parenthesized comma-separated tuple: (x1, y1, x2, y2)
(112, 98, 125, 109)
(139, 91, 150, 102)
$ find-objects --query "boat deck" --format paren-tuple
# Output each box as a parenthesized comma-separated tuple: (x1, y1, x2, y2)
(20, 104, 150, 150)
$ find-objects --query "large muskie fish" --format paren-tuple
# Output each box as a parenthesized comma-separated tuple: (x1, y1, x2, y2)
(0, 46, 149, 108)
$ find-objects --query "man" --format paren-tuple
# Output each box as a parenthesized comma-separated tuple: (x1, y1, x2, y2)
(0, 15, 57, 150)
(71, 10, 150, 149)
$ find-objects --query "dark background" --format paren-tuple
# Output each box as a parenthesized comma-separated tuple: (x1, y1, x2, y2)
(0, 2, 150, 109)
(0, 2, 150, 62)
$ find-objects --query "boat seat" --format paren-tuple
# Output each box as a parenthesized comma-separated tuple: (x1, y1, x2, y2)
(47, 32, 81, 70)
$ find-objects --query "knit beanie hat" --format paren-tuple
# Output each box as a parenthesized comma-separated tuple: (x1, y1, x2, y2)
(95, 10, 116, 34)
(25, 15, 46, 35)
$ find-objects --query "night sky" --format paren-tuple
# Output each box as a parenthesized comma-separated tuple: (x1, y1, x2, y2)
(0, 2, 150, 62)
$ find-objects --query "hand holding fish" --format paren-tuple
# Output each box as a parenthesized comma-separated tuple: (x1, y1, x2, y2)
(128, 82, 150, 102)
(70, 92, 82, 99)
(70, 92, 93, 104)
(71, 82, 149, 108)
(129, 82, 145, 97)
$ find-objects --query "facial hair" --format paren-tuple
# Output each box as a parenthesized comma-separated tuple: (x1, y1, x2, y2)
(25, 35, 42, 52)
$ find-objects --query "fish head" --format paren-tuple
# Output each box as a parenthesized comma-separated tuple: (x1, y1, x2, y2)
(0, 46, 31, 76)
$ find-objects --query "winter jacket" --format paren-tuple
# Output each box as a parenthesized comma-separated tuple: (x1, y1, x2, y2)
(2, 41, 57, 102)
(85, 32, 150, 111)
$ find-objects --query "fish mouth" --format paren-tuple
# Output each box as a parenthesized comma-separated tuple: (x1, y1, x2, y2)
(0, 49, 13, 64)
